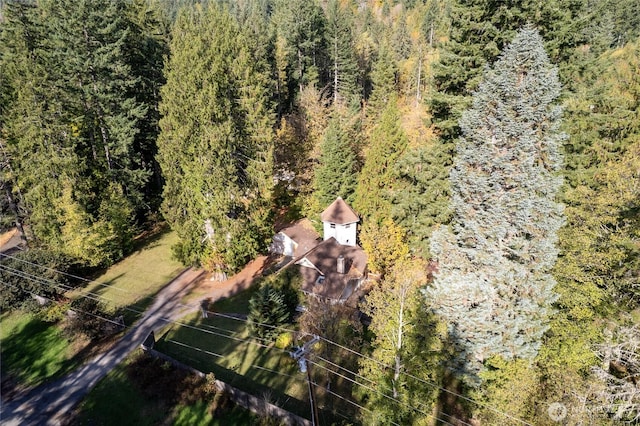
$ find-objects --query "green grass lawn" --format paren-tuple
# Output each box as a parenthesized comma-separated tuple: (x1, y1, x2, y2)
(208, 285, 261, 314)
(75, 228, 185, 322)
(1, 228, 185, 390)
(0, 311, 78, 388)
(155, 312, 310, 418)
(73, 361, 163, 426)
(73, 352, 259, 426)
(173, 401, 256, 425)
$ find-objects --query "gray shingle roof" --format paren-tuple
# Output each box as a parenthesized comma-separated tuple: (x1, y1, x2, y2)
(320, 197, 359, 224)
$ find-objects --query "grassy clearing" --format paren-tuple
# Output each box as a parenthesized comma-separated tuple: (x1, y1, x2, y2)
(173, 401, 256, 425)
(0, 311, 78, 388)
(155, 312, 310, 418)
(72, 362, 161, 426)
(208, 285, 260, 314)
(75, 228, 184, 321)
(1, 228, 185, 390)
(73, 352, 258, 426)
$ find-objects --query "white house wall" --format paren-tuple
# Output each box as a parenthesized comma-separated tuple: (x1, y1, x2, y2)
(271, 232, 297, 256)
(323, 222, 356, 246)
(282, 233, 297, 257)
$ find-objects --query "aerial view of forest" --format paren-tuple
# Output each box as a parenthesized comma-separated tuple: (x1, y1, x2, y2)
(1, 0, 639, 424)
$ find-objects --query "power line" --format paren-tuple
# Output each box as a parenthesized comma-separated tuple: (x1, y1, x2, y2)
(317, 336, 533, 426)
(205, 309, 300, 335)
(309, 379, 400, 426)
(312, 354, 471, 426)
(162, 332, 372, 423)
(0, 263, 125, 307)
(211, 305, 532, 425)
(0, 281, 313, 420)
(165, 339, 223, 358)
(0, 256, 533, 425)
(0, 268, 439, 424)
(0, 251, 165, 298)
(0, 266, 280, 354)
(0, 280, 125, 328)
(313, 354, 468, 426)
(206, 308, 531, 425)
(209, 308, 532, 425)
(306, 357, 458, 426)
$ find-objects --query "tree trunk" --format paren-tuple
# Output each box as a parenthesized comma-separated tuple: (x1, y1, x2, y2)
(393, 288, 406, 399)
(334, 35, 339, 104)
(5, 187, 28, 247)
(416, 46, 422, 107)
(298, 48, 304, 93)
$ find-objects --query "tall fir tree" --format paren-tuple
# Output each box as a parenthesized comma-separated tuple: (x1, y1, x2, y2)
(426, 27, 565, 381)
(390, 142, 453, 258)
(125, 0, 170, 209)
(325, 0, 360, 105)
(46, 0, 150, 208)
(421, 1, 589, 260)
(366, 42, 398, 122)
(310, 116, 358, 214)
(430, 0, 588, 139)
(272, 0, 327, 93)
(0, 0, 160, 266)
(157, 4, 274, 272)
(354, 97, 407, 220)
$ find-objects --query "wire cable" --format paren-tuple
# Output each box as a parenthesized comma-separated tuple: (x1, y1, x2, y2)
(0, 270, 428, 422)
(0, 255, 533, 425)
(208, 308, 533, 425)
(308, 378, 400, 426)
(0, 280, 126, 328)
(0, 251, 168, 298)
(306, 357, 458, 426)
(317, 336, 533, 426)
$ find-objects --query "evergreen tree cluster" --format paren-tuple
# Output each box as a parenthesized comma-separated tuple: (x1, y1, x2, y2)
(156, 4, 274, 272)
(1, 0, 640, 423)
(428, 26, 565, 380)
(0, 0, 167, 266)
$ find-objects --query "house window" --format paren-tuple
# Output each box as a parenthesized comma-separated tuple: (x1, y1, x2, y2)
(315, 276, 325, 285)
(330, 223, 336, 229)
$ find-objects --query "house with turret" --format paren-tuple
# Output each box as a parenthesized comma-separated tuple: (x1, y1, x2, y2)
(271, 197, 368, 304)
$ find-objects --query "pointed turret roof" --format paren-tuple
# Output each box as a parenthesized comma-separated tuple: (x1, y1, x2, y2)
(320, 197, 359, 224)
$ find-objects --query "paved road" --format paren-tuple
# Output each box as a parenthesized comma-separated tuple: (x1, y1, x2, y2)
(0, 267, 205, 426)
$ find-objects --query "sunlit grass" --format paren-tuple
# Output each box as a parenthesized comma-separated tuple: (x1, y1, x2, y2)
(0, 311, 78, 387)
(72, 228, 185, 319)
(207, 285, 260, 314)
(73, 357, 166, 426)
(173, 401, 257, 425)
(156, 312, 309, 418)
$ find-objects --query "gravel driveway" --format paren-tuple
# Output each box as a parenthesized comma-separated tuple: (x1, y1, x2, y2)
(0, 267, 205, 426)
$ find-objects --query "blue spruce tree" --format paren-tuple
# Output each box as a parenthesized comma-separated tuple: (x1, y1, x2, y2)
(426, 26, 565, 382)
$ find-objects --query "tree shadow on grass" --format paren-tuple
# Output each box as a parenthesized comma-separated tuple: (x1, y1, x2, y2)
(1, 316, 70, 387)
(130, 224, 173, 253)
(155, 316, 312, 420)
(1, 313, 131, 402)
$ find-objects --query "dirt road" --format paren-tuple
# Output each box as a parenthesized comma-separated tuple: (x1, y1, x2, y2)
(0, 267, 205, 426)
(188, 255, 270, 305)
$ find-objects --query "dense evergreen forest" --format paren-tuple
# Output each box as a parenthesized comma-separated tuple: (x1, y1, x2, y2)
(1, 0, 640, 423)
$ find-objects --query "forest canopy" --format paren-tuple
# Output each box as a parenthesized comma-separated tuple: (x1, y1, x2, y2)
(1, 0, 640, 423)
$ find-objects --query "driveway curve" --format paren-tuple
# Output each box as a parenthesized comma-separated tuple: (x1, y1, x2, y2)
(1, 267, 205, 426)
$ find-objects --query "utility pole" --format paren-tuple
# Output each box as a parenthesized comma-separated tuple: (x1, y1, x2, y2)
(291, 335, 320, 426)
